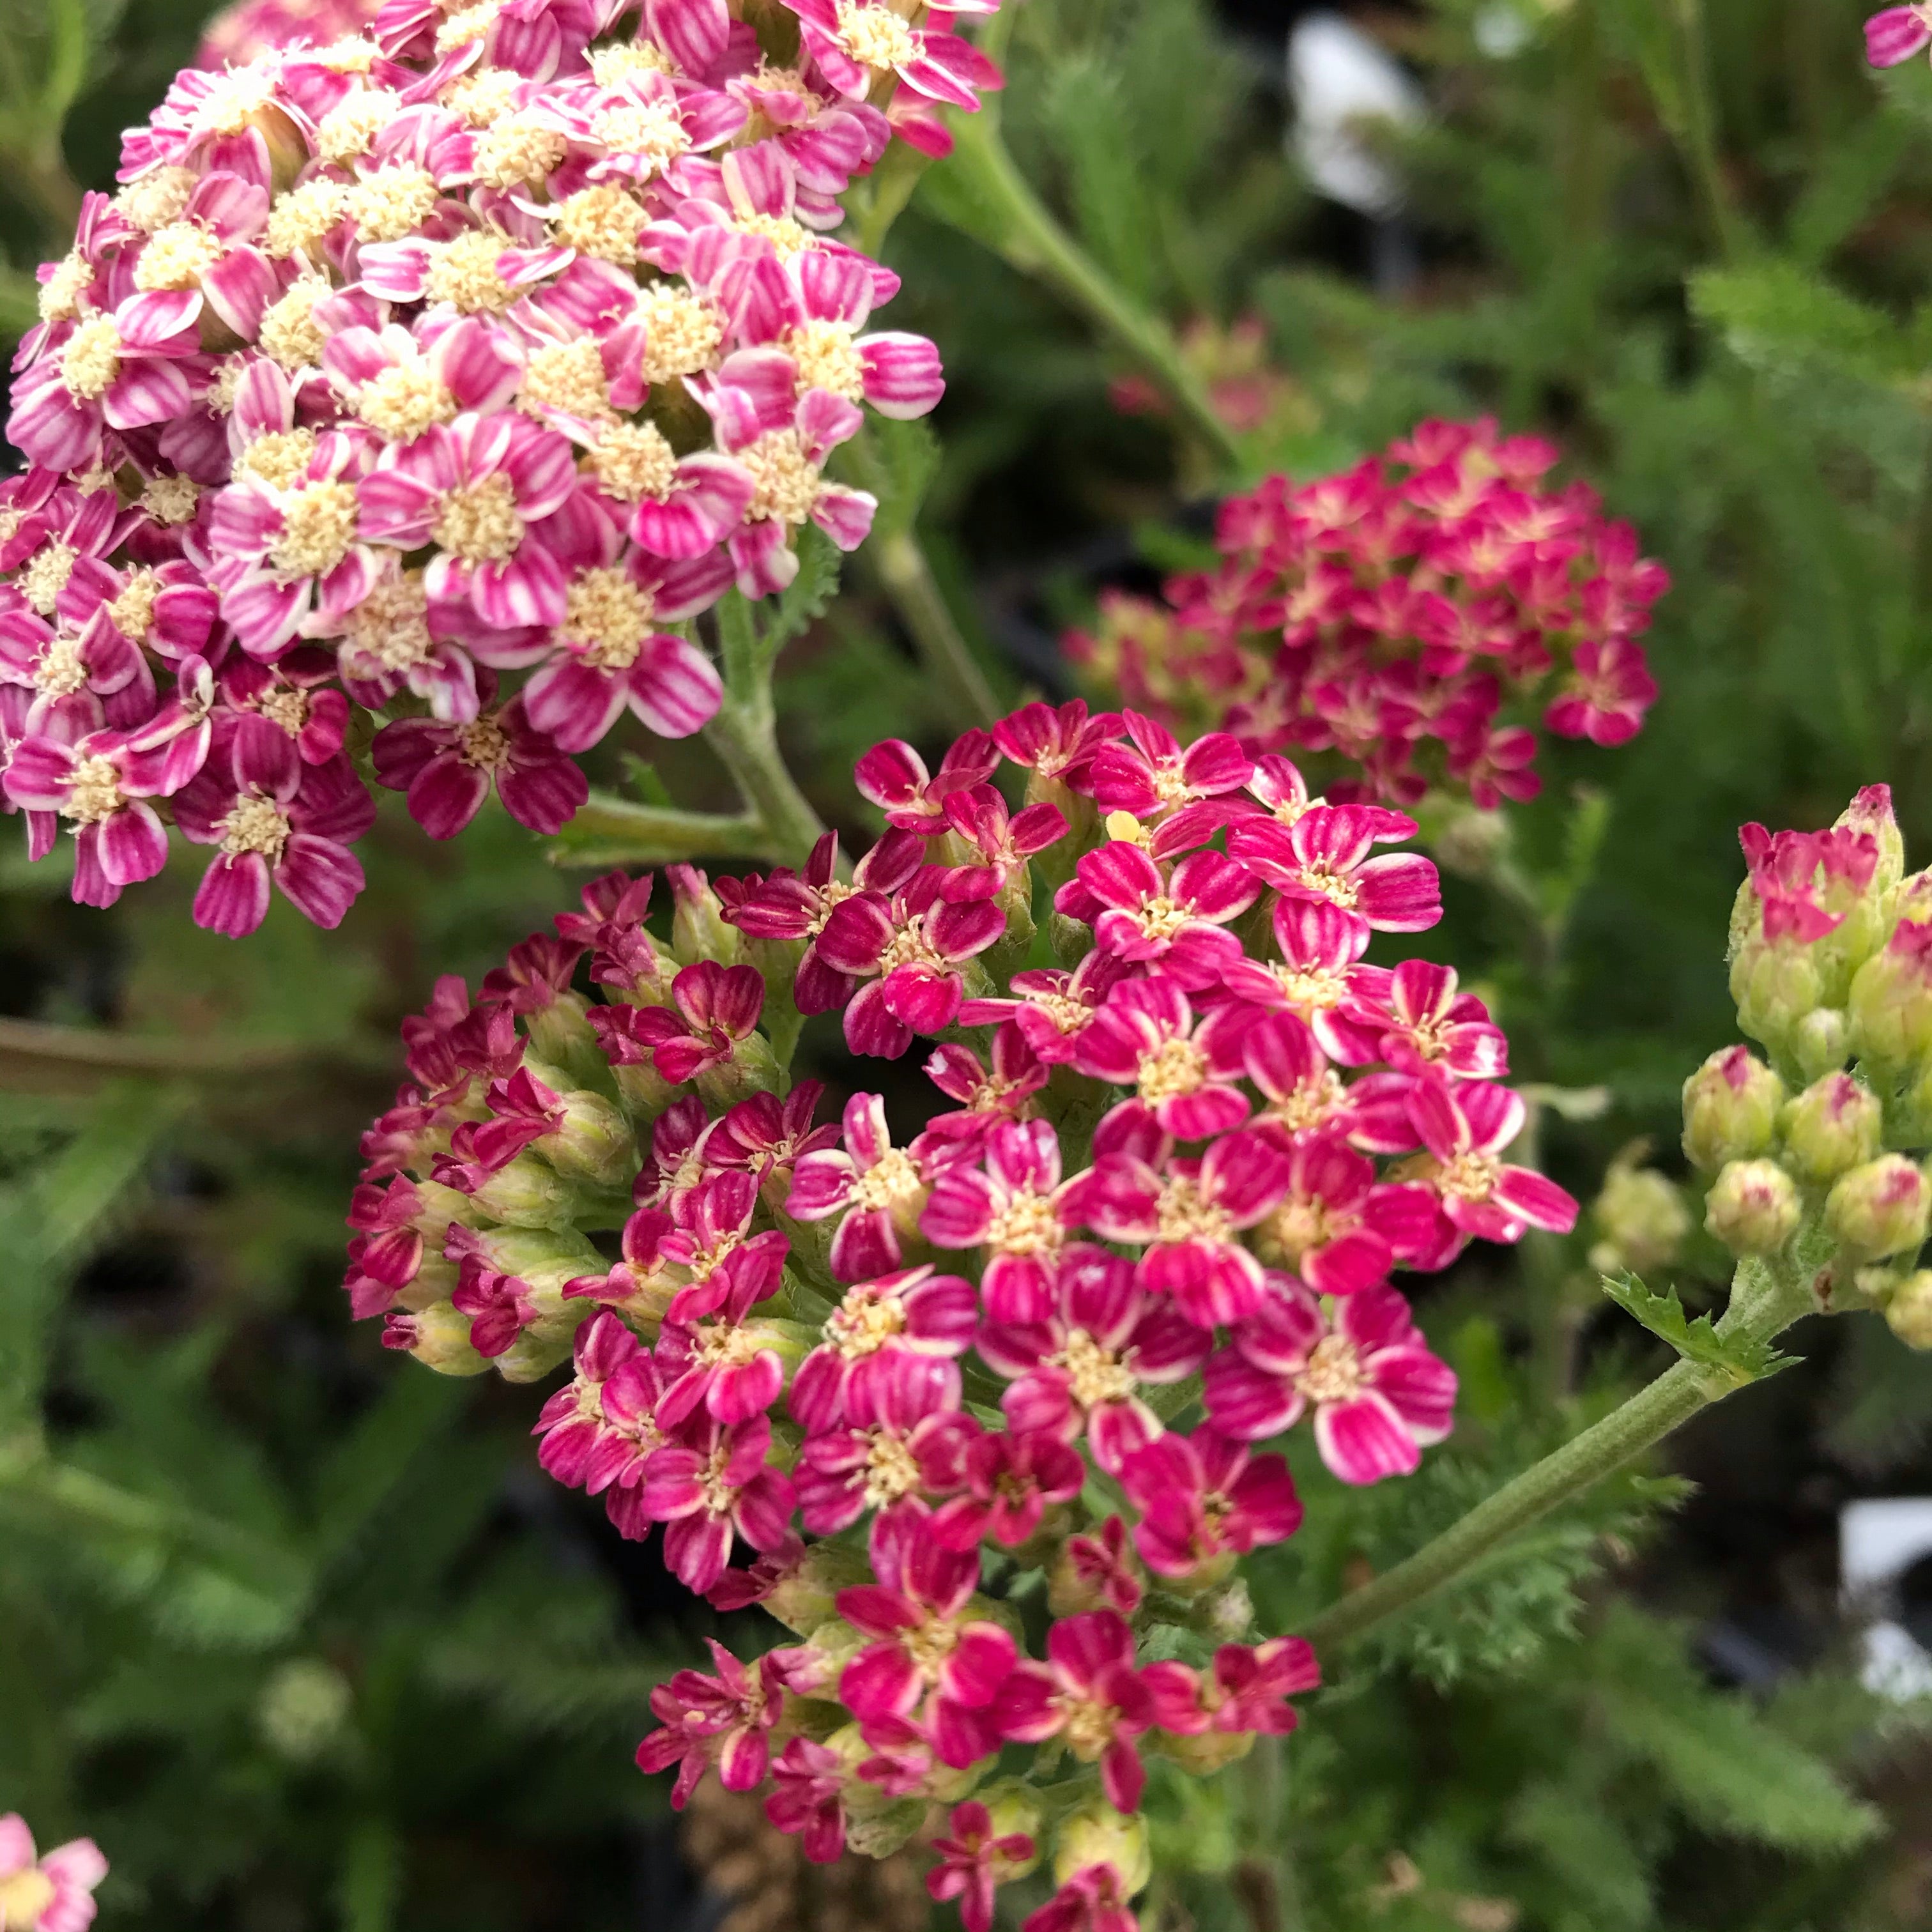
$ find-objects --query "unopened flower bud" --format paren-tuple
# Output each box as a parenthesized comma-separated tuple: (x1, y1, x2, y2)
(1682, 1048, 1783, 1170)
(540, 1088, 636, 1189)
(694, 1029, 781, 1111)
(1779, 1073, 1881, 1185)
(846, 1797, 930, 1857)
(1728, 931, 1822, 1058)
(1705, 1159, 1801, 1257)
(1839, 784, 1905, 896)
(464, 1225, 604, 1290)
(464, 1154, 581, 1229)
(493, 1305, 590, 1383)
(611, 1057, 679, 1119)
(256, 1657, 353, 1764)
(1432, 804, 1510, 880)
(1053, 1804, 1151, 1896)
(1791, 1006, 1851, 1080)
(1825, 1155, 1931, 1260)
(525, 991, 608, 1091)
(1850, 914, 1932, 1068)
(1591, 1153, 1692, 1272)
(1885, 1270, 1932, 1348)
(666, 863, 740, 966)
(382, 1300, 489, 1376)
(978, 1785, 1045, 1873)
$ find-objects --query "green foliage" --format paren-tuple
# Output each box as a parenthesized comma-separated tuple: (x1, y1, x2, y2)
(1602, 1269, 1797, 1386)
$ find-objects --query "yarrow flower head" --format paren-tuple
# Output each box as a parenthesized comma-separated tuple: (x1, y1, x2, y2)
(1064, 418, 1670, 811)
(2, 0, 976, 929)
(0, 1815, 107, 1932)
(342, 705, 1577, 1927)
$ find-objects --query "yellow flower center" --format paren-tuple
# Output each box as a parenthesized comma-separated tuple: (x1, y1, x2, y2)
(588, 43, 678, 84)
(594, 98, 691, 170)
(257, 687, 310, 735)
(1137, 1034, 1208, 1106)
(1133, 894, 1195, 944)
(237, 426, 319, 490)
(522, 339, 614, 423)
(270, 479, 360, 580)
(63, 753, 125, 825)
(562, 566, 656, 670)
(348, 164, 443, 244)
(59, 316, 123, 403)
(259, 276, 334, 371)
(318, 90, 402, 166)
(435, 0, 501, 50)
(554, 185, 646, 263)
(344, 571, 434, 670)
(636, 282, 724, 384)
(107, 569, 162, 641)
(33, 634, 88, 698)
(1435, 1150, 1501, 1204)
(985, 1190, 1063, 1257)
(0, 1870, 57, 1928)
(849, 1146, 923, 1216)
(141, 475, 202, 525)
(265, 180, 350, 259)
(116, 165, 196, 233)
(424, 230, 519, 314)
(1298, 1333, 1363, 1404)
(836, 0, 916, 70)
(1056, 1328, 1136, 1409)
(1154, 1172, 1234, 1247)
(20, 540, 77, 616)
(38, 252, 91, 324)
(134, 219, 226, 293)
(827, 1289, 906, 1358)
(355, 364, 457, 441)
(442, 68, 523, 126)
(457, 715, 513, 771)
(739, 429, 822, 526)
(433, 474, 523, 563)
(784, 318, 866, 401)
(473, 114, 569, 188)
(734, 210, 810, 255)
(586, 420, 679, 502)
(220, 790, 293, 862)
(862, 1429, 923, 1509)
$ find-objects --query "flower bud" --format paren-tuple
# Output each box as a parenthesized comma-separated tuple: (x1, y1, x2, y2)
(525, 991, 609, 1091)
(846, 1798, 930, 1858)
(667, 863, 740, 966)
(1840, 784, 1906, 895)
(1729, 936, 1821, 1057)
(1053, 1804, 1151, 1895)
(256, 1657, 353, 1765)
(1849, 914, 1932, 1068)
(979, 1785, 1045, 1873)
(1825, 1155, 1931, 1261)
(1704, 1158, 1801, 1257)
(1154, 1726, 1255, 1775)
(1885, 1271, 1932, 1349)
(493, 1307, 590, 1383)
(540, 1088, 636, 1189)
(1590, 1153, 1692, 1273)
(611, 1057, 679, 1119)
(464, 1225, 604, 1288)
(381, 1300, 489, 1376)
(1779, 1073, 1881, 1185)
(1682, 1048, 1784, 1170)
(1430, 804, 1510, 881)
(464, 1154, 582, 1229)
(694, 1030, 781, 1112)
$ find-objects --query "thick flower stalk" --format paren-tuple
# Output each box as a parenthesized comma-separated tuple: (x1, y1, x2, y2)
(1, 0, 984, 930)
(1065, 418, 1670, 809)
(344, 702, 1578, 1928)
(0, 1815, 107, 1932)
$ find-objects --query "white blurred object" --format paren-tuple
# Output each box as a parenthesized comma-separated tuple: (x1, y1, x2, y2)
(1841, 1497, 1932, 1700)
(1287, 12, 1427, 218)
(1473, 4, 1534, 59)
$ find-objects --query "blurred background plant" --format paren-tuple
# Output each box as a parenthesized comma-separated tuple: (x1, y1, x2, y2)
(10, 0, 1932, 1928)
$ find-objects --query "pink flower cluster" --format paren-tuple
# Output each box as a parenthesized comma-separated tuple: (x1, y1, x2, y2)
(0, 1816, 106, 1932)
(1065, 418, 1669, 809)
(2, 0, 989, 933)
(199, 0, 383, 67)
(346, 706, 1577, 1928)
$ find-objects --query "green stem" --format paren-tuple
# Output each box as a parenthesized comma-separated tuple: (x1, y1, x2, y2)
(939, 114, 1243, 475)
(1299, 1249, 1817, 1653)
(1669, 0, 1746, 261)
(544, 792, 779, 868)
(851, 138, 932, 260)
(703, 693, 829, 868)
(872, 528, 1001, 728)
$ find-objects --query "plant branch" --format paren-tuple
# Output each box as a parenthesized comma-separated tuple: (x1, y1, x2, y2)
(545, 792, 779, 868)
(1299, 1246, 1820, 1654)
(937, 114, 1243, 476)
(703, 691, 829, 868)
(871, 528, 1001, 728)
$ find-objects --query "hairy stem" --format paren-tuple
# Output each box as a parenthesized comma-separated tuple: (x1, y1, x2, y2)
(1299, 1249, 1818, 1653)
(872, 528, 1002, 728)
(703, 693, 829, 868)
(545, 793, 779, 868)
(939, 115, 1243, 475)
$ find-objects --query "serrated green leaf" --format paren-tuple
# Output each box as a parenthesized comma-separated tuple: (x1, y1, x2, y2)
(1601, 1269, 1794, 1386)
(755, 522, 843, 657)
(1690, 260, 1920, 390)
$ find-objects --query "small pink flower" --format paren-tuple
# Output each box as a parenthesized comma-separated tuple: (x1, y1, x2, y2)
(796, 1357, 975, 1532)
(1206, 1280, 1457, 1483)
(641, 1411, 797, 1593)
(1407, 1076, 1579, 1259)
(787, 1091, 951, 1280)
(836, 1505, 1016, 1769)
(1073, 976, 1250, 1140)
(171, 717, 372, 936)
(960, 951, 1137, 1066)
(1228, 802, 1441, 938)
(788, 1263, 978, 1434)
(0, 1813, 107, 1932)
(8, 298, 203, 473)
(635, 1638, 795, 1805)
(931, 1425, 1085, 1551)
(1083, 709, 1253, 822)
(372, 685, 587, 838)
(928, 1800, 1037, 1932)
(654, 1265, 790, 1429)
(922, 1118, 1078, 1322)
(533, 1310, 668, 1535)
(711, 1080, 840, 1194)
(1118, 1427, 1302, 1580)
(787, 0, 1002, 114)
(1022, 1864, 1141, 1932)
(4, 721, 181, 909)
(1064, 839, 1257, 989)
(627, 960, 765, 1085)
(1144, 1636, 1319, 1738)
(993, 1611, 1154, 1811)
(853, 730, 1001, 834)
(1061, 1515, 1145, 1615)
(1218, 898, 1386, 1063)
(1347, 958, 1508, 1080)
(1867, 4, 1932, 66)
(765, 1736, 848, 1864)
(977, 1245, 1208, 1475)
(1242, 1011, 1359, 1146)
(918, 1024, 1049, 1153)
(1262, 1133, 1437, 1295)
(1544, 635, 1656, 747)
(935, 783, 1067, 902)
(993, 697, 1123, 790)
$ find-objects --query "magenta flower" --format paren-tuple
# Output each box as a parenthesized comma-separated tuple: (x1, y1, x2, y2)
(0, 1813, 107, 1932)
(4, 721, 181, 908)
(977, 1246, 1208, 1475)
(993, 697, 1124, 791)
(1022, 1864, 1142, 1932)
(7, 299, 202, 474)
(1073, 976, 1249, 1140)
(1544, 636, 1656, 747)
(765, 1736, 848, 1864)
(786, 0, 1002, 114)
(1065, 839, 1257, 989)
(1219, 898, 1384, 1062)
(788, 1264, 979, 1433)
(711, 1081, 841, 1194)
(787, 1091, 952, 1280)
(816, 872, 1008, 1057)
(1060, 1515, 1145, 1616)
(1261, 1133, 1436, 1296)
(922, 1118, 1078, 1322)
(173, 714, 374, 935)
(835, 1505, 1016, 1769)
(1407, 1076, 1579, 1259)
(641, 1411, 797, 1593)
(1206, 1281, 1457, 1484)
(935, 783, 1068, 903)
(1867, 5, 1932, 66)
(960, 951, 1138, 1066)
(533, 1311, 668, 1534)
(993, 1611, 1154, 1812)
(919, 1024, 1050, 1153)
(932, 1426, 1086, 1551)
(217, 654, 351, 768)
(1144, 1637, 1319, 1740)
(1084, 710, 1253, 822)
(927, 1800, 1038, 1932)
(635, 1638, 795, 1805)
(1228, 802, 1441, 939)
(0, 601, 154, 741)
(1347, 958, 1508, 1080)
(1240, 1011, 1358, 1147)
(796, 1357, 976, 1533)
(1119, 1427, 1302, 1580)
(1075, 1127, 1290, 1328)
(625, 960, 765, 1085)
(852, 730, 1001, 834)
(653, 1264, 790, 1430)
(372, 685, 587, 838)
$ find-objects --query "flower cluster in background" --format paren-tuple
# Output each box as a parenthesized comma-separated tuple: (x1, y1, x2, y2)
(344, 703, 1578, 1929)
(1066, 418, 1670, 809)
(0, 1816, 107, 1932)
(1687, 781, 1932, 1349)
(198, 0, 381, 67)
(1, 0, 988, 933)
